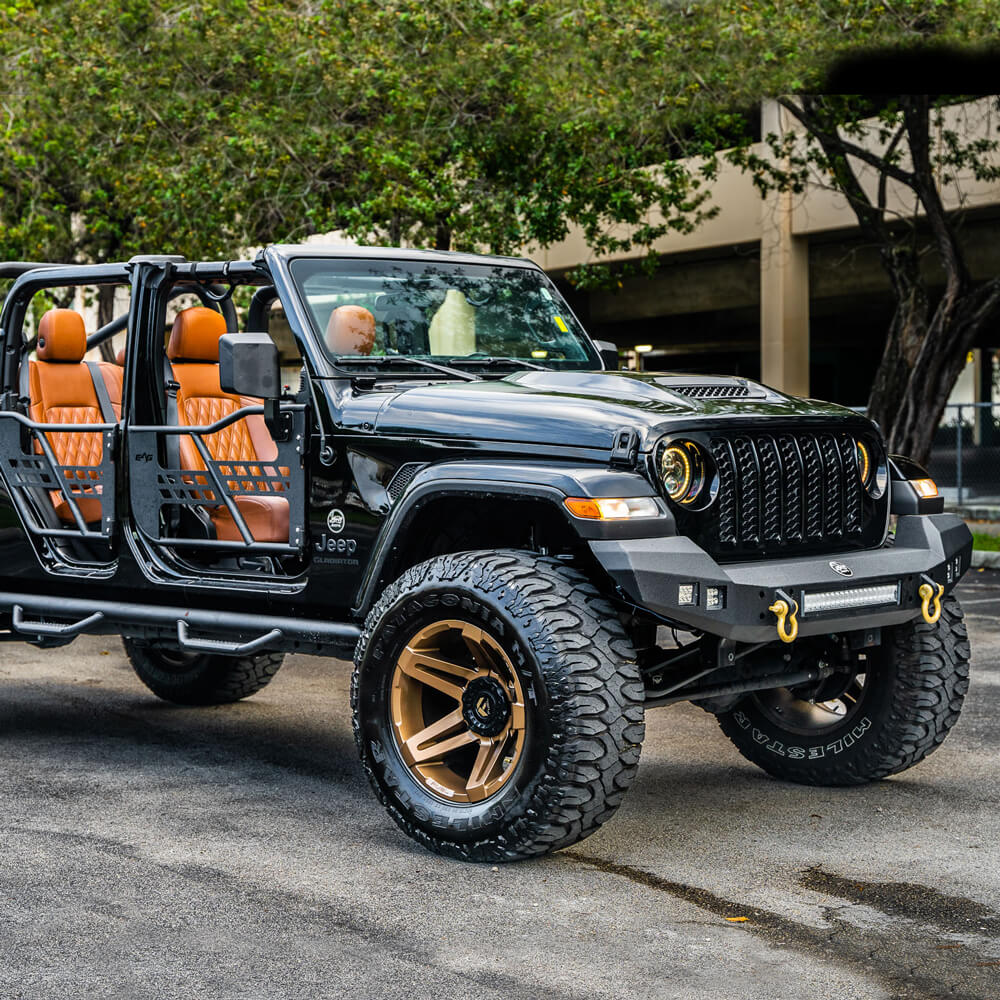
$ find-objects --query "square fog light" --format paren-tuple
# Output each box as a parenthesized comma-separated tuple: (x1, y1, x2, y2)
(705, 586, 726, 611)
(678, 583, 698, 606)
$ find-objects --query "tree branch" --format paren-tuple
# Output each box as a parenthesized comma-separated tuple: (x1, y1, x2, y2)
(877, 121, 906, 215)
(777, 96, 916, 188)
(901, 95, 970, 299)
(793, 96, 890, 247)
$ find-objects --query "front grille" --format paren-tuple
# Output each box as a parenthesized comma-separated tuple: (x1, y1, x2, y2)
(709, 430, 866, 555)
(671, 383, 751, 399)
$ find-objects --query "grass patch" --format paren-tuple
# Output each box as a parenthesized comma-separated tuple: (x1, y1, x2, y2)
(972, 532, 1000, 551)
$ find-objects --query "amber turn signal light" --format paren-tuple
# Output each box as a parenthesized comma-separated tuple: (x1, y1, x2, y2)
(911, 478, 938, 499)
(563, 497, 659, 520)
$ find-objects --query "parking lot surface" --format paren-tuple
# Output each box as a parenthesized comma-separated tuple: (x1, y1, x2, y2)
(1, 571, 999, 1000)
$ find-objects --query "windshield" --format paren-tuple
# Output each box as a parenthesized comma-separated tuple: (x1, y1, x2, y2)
(288, 257, 600, 372)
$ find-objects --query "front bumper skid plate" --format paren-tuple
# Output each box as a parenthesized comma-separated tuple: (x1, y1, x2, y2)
(589, 513, 972, 642)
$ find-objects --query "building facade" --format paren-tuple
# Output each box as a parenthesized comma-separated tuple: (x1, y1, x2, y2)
(531, 99, 1000, 412)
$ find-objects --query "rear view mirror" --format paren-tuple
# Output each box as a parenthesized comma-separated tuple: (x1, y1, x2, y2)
(219, 332, 280, 400)
(593, 339, 620, 371)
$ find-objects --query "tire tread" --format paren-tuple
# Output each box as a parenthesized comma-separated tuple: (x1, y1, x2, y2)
(352, 550, 645, 861)
(123, 638, 285, 706)
(717, 594, 970, 786)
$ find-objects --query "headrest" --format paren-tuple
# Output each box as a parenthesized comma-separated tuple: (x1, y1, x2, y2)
(37, 309, 86, 362)
(167, 307, 228, 362)
(325, 305, 375, 356)
(115, 345, 126, 366)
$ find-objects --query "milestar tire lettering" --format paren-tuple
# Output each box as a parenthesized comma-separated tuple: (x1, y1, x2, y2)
(734, 711, 872, 758)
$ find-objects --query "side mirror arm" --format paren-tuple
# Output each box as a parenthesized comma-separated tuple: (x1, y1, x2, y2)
(264, 397, 293, 442)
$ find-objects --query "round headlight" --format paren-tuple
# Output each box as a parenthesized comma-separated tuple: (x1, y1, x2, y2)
(659, 441, 706, 505)
(660, 445, 691, 500)
(856, 438, 888, 498)
(855, 440, 870, 484)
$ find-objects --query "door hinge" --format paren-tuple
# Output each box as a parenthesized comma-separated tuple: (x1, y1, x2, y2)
(610, 427, 639, 469)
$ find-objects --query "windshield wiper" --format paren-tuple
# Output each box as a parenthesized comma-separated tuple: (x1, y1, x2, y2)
(332, 355, 481, 382)
(448, 355, 548, 371)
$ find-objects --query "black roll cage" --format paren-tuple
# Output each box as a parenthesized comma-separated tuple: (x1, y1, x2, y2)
(82, 282, 240, 355)
(0, 257, 312, 571)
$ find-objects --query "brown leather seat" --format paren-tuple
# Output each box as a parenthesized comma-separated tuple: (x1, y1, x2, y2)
(167, 307, 288, 543)
(325, 305, 375, 355)
(28, 309, 122, 523)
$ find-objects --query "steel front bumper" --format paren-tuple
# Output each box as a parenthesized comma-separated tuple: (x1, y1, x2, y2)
(590, 514, 973, 642)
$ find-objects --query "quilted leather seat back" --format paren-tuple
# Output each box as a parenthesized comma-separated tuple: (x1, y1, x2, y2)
(166, 307, 287, 544)
(166, 308, 278, 470)
(172, 363, 274, 470)
(28, 309, 123, 523)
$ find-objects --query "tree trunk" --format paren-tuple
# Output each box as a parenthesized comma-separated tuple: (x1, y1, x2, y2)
(893, 278, 1000, 464)
(866, 247, 929, 443)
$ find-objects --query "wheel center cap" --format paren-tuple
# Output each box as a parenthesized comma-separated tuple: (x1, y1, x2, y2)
(462, 677, 511, 737)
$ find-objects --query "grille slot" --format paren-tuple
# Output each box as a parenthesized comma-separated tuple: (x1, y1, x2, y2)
(709, 430, 866, 554)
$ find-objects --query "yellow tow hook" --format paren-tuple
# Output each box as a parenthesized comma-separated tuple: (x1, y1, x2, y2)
(918, 576, 944, 625)
(768, 590, 799, 644)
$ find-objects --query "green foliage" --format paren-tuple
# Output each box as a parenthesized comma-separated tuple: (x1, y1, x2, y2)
(0, 0, 722, 266)
(1, 0, 999, 280)
(973, 532, 1000, 551)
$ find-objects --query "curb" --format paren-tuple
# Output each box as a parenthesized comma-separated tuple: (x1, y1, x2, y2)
(971, 549, 1000, 569)
(950, 505, 1000, 522)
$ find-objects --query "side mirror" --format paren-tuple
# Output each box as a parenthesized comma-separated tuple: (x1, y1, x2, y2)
(593, 339, 620, 371)
(219, 332, 280, 400)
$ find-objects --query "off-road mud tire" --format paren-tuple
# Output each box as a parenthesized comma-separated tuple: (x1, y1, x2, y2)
(717, 595, 969, 785)
(352, 550, 645, 862)
(123, 638, 285, 705)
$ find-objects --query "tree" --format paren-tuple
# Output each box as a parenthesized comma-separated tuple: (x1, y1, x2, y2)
(3, 1, 1000, 459)
(730, 95, 1000, 464)
(0, 0, 720, 264)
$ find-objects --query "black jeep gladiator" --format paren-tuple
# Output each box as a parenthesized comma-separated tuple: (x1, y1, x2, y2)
(0, 246, 972, 861)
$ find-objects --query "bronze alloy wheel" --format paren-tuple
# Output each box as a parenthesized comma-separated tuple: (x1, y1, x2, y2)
(354, 550, 645, 860)
(389, 619, 526, 804)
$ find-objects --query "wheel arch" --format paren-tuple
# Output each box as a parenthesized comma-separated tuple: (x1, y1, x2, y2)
(351, 459, 672, 616)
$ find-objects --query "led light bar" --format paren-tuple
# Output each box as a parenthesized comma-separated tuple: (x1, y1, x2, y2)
(801, 583, 899, 615)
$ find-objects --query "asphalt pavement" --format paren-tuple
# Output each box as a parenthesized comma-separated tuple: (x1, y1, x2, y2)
(2, 572, 999, 1000)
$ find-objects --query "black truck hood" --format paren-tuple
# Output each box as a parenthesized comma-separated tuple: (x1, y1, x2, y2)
(335, 370, 869, 452)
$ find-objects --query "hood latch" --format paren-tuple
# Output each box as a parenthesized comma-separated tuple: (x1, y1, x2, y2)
(609, 427, 639, 469)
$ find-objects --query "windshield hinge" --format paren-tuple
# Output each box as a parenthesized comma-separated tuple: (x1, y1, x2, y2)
(609, 427, 639, 469)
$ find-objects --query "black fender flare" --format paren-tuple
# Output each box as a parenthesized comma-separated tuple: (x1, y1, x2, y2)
(351, 458, 674, 615)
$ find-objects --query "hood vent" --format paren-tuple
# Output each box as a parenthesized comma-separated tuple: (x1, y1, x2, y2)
(671, 383, 749, 399)
(654, 377, 766, 401)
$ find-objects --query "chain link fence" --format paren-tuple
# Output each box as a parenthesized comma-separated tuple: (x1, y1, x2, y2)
(927, 402, 1000, 508)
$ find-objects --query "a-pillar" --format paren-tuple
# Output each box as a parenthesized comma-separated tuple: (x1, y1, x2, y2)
(760, 99, 810, 397)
